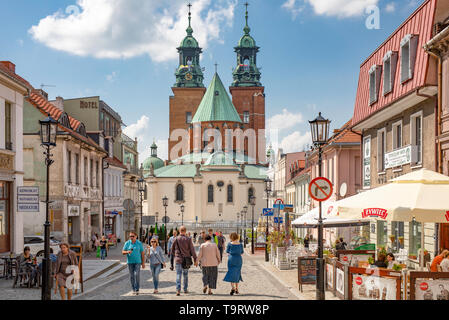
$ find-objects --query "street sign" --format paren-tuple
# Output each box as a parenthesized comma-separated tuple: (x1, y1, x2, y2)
(274, 217, 284, 224)
(162, 216, 170, 223)
(262, 208, 274, 216)
(123, 199, 135, 210)
(273, 203, 284, 209)
(308, 177, 333, 202)
(17, 186, 39, 212)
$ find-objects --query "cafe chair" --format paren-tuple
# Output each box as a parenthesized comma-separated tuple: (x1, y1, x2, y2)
(12, 257, 32, 288)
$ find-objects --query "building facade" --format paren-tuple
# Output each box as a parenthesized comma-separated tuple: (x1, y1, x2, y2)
(0, 61, 28, 253)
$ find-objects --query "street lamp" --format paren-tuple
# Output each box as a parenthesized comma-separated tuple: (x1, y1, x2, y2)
(309, 112, 331, 301)
(39, 114, 58, 301)
(250, 196, 256, 255)
(243, 205, 248, 248)
(162, 196, 168, 254)
(264, 177, 272, 262)
(180, 203, 185, 225)
(137, 176, 145, 240)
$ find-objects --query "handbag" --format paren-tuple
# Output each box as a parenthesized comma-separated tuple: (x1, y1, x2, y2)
(176, 237, 193, 269)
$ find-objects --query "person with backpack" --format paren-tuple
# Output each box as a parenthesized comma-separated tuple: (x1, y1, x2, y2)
(171, 226, 198, 296)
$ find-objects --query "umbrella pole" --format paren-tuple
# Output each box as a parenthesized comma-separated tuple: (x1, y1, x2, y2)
(420, 223, 425, 270)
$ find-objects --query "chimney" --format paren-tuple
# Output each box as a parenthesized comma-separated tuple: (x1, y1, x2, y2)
(0, 61, 16, 74)
(54, 96, 64, 111)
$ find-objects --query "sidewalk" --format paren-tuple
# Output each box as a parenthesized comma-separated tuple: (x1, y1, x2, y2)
(243, 247, 340, 300)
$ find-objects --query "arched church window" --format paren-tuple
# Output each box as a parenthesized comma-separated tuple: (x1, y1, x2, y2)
(176, 184, 184, 201)
(208, 185, 214, 203)
(243, 57, 250, 71)
(248, 187, 254, 204)
(227, 185, 233, 203)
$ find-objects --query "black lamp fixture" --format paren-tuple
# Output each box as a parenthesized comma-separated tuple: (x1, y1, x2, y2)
(39, 114, 58, 301)
(137, 176, 145, 240)
(180, 203, 185, 225)
(250, 195, 256, 255)
(162, 196, 168, 253)
(264, 177, 272, 262)
(309, 112, 331, 301)
(243, 205, 248, 248)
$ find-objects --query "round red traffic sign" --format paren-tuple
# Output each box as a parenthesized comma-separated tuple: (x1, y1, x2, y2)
(343, 256, 348, 262)
(420, 282, 428, 291)
(309, 177, 333, 202)
(355, 276, 362, 285)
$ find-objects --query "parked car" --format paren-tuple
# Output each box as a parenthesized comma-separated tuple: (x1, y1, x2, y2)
(23, 236, 61, 258)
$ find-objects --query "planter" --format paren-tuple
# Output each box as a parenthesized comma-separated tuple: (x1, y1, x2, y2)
(398, 237, 404, 245)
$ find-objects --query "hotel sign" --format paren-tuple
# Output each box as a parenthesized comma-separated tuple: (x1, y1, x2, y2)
(17, 186, 39, 212)
(384, 145, 418, 169)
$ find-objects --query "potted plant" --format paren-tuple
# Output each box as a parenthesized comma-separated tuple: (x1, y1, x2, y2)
(398, 236, 404, 246)
(368, 256, 375, 265)
(389, 235, 396, 243)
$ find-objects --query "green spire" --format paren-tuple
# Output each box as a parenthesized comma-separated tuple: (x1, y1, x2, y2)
(244, 2, 250, 35)
(192, 72, 242, 123)
(186, 2, 193, 36)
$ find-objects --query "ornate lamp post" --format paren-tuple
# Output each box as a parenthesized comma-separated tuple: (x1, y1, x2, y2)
(137, 176, 145, 240)
(264, 177, 272, 262)
(236, 211, 240, 237)
(39, 114, 58, 301)
(309, 112, 331, 301)
(180, 203, 185, 226)
(243, 205, 248, 248)
(250, 196, 256, 255)
(162, 196, 168, 254)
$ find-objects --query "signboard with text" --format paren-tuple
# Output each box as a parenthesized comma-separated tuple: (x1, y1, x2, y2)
(384, 145, 418, 169)
(17, 186, 39, 212)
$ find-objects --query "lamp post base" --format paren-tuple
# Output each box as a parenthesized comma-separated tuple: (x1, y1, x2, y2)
(315, 257, 325, 300)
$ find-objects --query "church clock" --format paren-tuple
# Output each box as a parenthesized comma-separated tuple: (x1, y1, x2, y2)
(185, 73, 193, 81)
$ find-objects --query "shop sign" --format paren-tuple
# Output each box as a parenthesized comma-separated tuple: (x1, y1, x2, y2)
(68, 205, 80, 217)
(17, 186, 39, 212)
(415, 279, 449, 300)
(384, 145, 417, 169)
(352, 274, 398, 300)
(362, 208, 388, 219)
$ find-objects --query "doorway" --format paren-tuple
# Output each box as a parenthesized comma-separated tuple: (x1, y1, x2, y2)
(440, 224, 449, 251)
(0, 182, 11, 253)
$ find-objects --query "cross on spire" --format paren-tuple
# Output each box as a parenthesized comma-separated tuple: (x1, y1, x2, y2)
(187, 3, 192, 26)
(214, 62, 218, 73)
(244, 2, 250, 34)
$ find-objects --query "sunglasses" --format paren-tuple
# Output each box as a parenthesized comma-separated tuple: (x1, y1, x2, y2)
(151, 241, 157, 243)
(129, 235, 136, 238)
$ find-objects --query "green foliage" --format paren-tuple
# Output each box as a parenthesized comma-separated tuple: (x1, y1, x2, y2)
(368, 256, 374, 265)
(169, 228, 174, 237)
(149, 226, 154, 234)
(392, 264, 403, 271)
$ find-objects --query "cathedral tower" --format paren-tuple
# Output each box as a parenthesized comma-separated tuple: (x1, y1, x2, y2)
(230, 3, 266, 164)
(169, 4, 207, 160)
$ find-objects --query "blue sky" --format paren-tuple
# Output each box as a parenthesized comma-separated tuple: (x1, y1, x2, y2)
(1, 0, 424, 162)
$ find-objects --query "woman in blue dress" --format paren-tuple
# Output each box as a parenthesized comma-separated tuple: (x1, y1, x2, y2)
(223, 232, 244, 295)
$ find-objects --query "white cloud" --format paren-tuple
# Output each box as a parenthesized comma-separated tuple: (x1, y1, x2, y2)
(280, 131, 311, 153)
(29, 0, 237, 62)
(283, 0, 380, 18)
(106, 71, 117, 82)
(385, 2, 395, 13)
(267, 108, 304, 132)
(123, 115, 168, 164)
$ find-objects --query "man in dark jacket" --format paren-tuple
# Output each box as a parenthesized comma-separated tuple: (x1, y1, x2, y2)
(217, 231, 226, 261)
(172, 226, 198, 296)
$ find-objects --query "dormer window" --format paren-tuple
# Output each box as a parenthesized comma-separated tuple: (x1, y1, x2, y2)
(369, 65, 382, 105)
(400, 34, 418, 83)
(243, 111, 250, 123)
(382, 51, 398, 95)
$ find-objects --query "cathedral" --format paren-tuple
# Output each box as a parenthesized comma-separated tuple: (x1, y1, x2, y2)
(142, 4, 267, 226)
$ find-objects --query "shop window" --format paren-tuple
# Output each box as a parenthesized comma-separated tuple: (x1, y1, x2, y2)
(377, 220, 388, 248)
(410, 111, 422, 164)
(400, 34, 418, 83)
(227, 184, 233, 203)
(208, 185, 214, 203)
(409, 220, 422, 255)
(377, 128, 386, 172)
(382, 51, 398, 95)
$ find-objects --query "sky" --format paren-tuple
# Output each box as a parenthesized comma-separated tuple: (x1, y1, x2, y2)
(1, 0, 425, 163)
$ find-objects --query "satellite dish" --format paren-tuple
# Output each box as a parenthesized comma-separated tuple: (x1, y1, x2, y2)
(340, 183, 347, 198)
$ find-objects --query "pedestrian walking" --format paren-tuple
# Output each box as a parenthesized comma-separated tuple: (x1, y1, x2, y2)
(91, 233, 98, 251)
(193, 232, 197, 243)
(223, 232, 244, 295)
(198, 235, 221, 295)
(304, 234, 310, 249)
(122, 231, 145, 295)
(148, 238, 166, 293)
(171, 226, 198, 296)
(55, 243, 79, 300)
(208, 229, 217, 244)
(198, 230, 206, 245)
(99, 235, 108, 260)
(168, 229, 178, 270)
(217, 231, 226, 262)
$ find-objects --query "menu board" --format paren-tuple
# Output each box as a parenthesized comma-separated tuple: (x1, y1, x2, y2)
(298, 257, 317, 285)
(415, 280, 449, 300)
(326, 263, 334, 289)
(336, 268, 345, 296)
(352, 274, 397, 300)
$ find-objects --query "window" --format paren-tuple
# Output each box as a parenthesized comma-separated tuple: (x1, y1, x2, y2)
(377, 220, 388, 248)
(176, 184, 184, 201)
(400, 34, 418, 83)
(208, 185, 214, 203)
(84, 157, 88, 186)
(144, 185, 147, 200)
(382, 51, 398, 95)
(392, 120, 402, 150)
(90, 159, 94, 187)
(5, 102, 12, 150)
(67, 151, 72, 183)
(248, 187, 254, 204)
(100, 112, 104, 130)
(377, 128, 386, 172)
(75, 154, 79, 184)
(96, 161, 99, 187)
(411, 111, 422, 164)
(186, 112, 192, 124)
(227, 184, 233, 203)
(243, 111, 250, 124)
(409, 220, 421, 255)
(391, 221, 404, 251)
(369, 65, 382, 105)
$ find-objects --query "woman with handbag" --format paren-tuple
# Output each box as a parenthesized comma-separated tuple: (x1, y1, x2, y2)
(148, 237, 166, 293)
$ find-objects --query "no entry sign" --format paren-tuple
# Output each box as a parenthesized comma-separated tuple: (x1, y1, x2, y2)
(309, 177, 333, 202)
